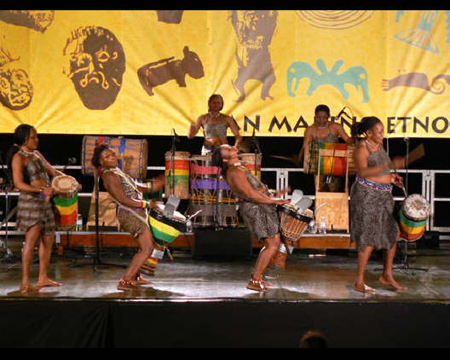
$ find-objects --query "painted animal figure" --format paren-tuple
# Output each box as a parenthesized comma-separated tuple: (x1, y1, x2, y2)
(287, 59, 370, 103)
(138, 46, 204, 96)
(382, 72, 450, 95)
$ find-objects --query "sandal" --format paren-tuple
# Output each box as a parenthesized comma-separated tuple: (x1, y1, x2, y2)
(246, 277, 268, 292)
(117, 278, 141, 291)
(134, 273, 152, 285)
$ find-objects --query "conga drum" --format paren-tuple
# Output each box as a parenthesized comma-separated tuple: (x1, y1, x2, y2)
(165, 151, 190, 200)
(239, 153, 262, 179)
(82, 136, 148, 180)
(399, 194, 431, 241)
(52, 175, 81, 231)
(188, 155, 238, 228)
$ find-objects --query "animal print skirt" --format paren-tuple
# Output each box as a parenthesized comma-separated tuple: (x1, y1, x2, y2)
(350, 180, 399, 251)
(238, 200, 280, 242)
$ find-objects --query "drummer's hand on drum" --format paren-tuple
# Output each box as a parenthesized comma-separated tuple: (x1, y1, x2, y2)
(274, 187, 291, 198)
(40, 186, 54, 199)
(391, 173, 404, 188)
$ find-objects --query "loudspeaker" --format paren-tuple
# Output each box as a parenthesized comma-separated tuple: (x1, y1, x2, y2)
(417, 231, 440, 249)
(192, 228, 253, 259)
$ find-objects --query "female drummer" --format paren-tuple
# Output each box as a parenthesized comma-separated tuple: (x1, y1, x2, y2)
(92, 144, 165, 291)
(350, 117, 407, 293)
(7, 124, 64, 293)
(188, 94, 243, 155)
(212, 144, 289, 292)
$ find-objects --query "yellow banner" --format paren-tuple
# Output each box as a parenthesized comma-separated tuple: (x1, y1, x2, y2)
(0, 10, 449, 138)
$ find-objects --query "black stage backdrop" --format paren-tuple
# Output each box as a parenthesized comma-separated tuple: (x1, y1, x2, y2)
(0, 299, 450, 348)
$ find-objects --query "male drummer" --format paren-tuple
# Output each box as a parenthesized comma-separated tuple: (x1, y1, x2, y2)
(212, 144, 289, 292)
(298, 104, 353, 192)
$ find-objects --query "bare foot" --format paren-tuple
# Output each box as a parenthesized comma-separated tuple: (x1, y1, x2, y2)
(37, 278, 63, 288)
(379, 275, 408, 292)
(354, 282, 376, 294)
(19, 284, 40, 294)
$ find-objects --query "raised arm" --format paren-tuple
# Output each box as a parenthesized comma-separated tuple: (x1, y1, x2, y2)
(228, 116, 243, 148)
(334, 123, 353, 144)
(188, 115, 204, 139)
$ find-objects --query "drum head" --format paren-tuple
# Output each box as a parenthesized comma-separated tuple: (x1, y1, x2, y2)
(150, 207, 187, 233)
(403, 194, 431, 221)
(52, 175, 78, 193)
(277, 204, 313, 223)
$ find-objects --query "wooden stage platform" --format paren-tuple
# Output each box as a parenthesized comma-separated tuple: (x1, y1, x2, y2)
(54, 229, 356, 256)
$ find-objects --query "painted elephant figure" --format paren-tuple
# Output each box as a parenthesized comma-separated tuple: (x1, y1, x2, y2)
(287, 59, 370, 103)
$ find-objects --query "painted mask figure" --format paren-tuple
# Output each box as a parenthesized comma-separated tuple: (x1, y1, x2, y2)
(63, 26, 126, 110)
(0, 67, 33, 110)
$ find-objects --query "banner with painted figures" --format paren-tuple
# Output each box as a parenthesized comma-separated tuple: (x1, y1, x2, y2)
(0, 10, 449, 138)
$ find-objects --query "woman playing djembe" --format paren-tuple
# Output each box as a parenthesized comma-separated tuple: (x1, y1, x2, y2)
(8, 124, 70, 293)
(350, 117, 407, 293)
(92, 144, 165, 291)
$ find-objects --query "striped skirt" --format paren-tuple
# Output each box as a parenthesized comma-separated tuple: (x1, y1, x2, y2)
(16, 192, 56, 235)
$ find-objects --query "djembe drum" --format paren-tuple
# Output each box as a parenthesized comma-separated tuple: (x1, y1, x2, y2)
(52, 175, 81, 231)
(140, 203, 187, 276)
(188, 155, 238, 228)
(270, 204, 314, 269)
(399, 194, 431, 241)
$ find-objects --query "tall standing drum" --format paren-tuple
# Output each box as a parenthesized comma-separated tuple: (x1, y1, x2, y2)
(82, 136, 148, 180)
(52, 175, 81, 231)
(189, 155, 238, 228)
(165, 151, 190, 200)
(239, 153, 262, 179)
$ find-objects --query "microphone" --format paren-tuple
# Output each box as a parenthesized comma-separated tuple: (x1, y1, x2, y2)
(172, 129, 181, 143)
(68, 157, 77, 165)
(62, 157, 77, 173)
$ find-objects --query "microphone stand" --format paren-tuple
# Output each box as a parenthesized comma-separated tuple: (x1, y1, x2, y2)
(395, 137, 428, 273)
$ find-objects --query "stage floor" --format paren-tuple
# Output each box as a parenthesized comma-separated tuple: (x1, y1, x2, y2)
(1, 242, 450, 302)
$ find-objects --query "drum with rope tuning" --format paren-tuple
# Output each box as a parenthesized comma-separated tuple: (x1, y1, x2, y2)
(52, 175, 81, 231)
(399, 194, 431, 242)
(82, 136, 148, 180)
(165, 151, 191, 200)
(188, 155, 238, 228)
